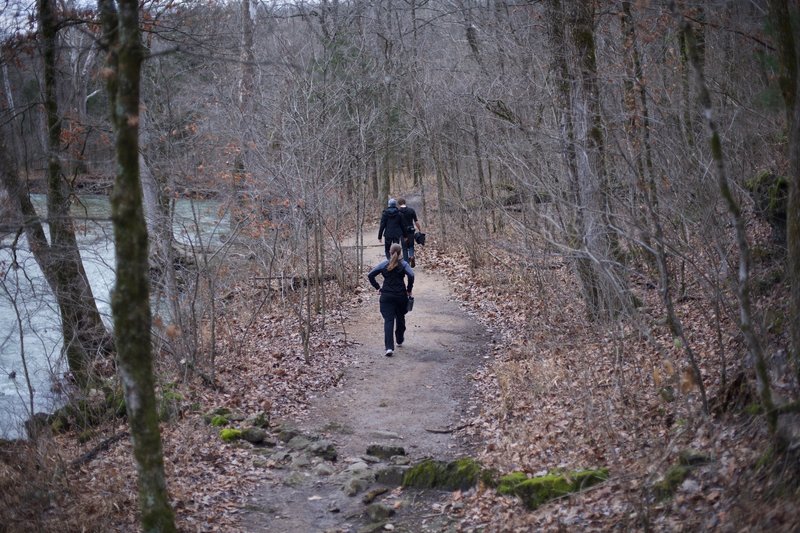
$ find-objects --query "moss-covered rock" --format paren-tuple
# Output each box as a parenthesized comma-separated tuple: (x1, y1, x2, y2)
(498, 468, 609, 510)
(158, 384, 183, 422)
(241, 427, 267, 444)
(249, 411, 270, 429)
(210, 415, 229, 427)
(654, 464, 690, 500)
(506, 473, 572, 509)
(204, 407, 232, 424)
(402, 458, 482, 491)
(219, 428, 243, 442)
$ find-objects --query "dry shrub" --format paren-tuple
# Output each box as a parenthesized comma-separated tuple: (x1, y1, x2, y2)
(495, 345, 565, 417)
(0, 435, 121, 532)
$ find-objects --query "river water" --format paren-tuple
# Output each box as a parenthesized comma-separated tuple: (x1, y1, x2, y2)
(0, 194, 226, 439)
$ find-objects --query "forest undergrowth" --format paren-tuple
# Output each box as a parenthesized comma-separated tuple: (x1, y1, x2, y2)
(422, 218, 800, 531)
(1, 214, 798, 532)
(0, 269, 364, 531)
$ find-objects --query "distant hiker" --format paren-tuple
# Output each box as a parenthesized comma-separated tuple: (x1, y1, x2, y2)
(367, 242, 414, 357)
(397, 197, 422, 267)
(378, 198, 406, 259)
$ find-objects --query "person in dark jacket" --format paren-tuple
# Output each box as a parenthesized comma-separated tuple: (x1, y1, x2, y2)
(367, 242, 414, 356)
(397, 197, 422, 267)
(378, 198, 407, 259)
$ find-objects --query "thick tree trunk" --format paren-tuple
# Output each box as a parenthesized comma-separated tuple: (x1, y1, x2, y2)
(36, 0, 111, 386)
(570, 0, 629, 318)
(98, 0, 176, 529)
(548, 0, 602, 318)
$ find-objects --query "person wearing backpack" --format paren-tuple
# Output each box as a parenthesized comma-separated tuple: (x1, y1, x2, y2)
(397, 197, 422, 267)
(367, 242, 415, 356)
(378, 198, 406, 259)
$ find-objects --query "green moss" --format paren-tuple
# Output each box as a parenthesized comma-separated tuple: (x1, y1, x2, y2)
(220, 428, 242, 442)
(514, 474, 572, 509)
(210, 415, 228, 427)
(162, 390, 183, 402)
(654, 465, 690, 500)
(498, 469, 609, 510)
(447, 458, 482, 490)
(402, 459, 442, 489)
(497, 471, 528, 495)
(203, 407, 232, 424)
(402, 458, 483, 491)
(158, 384, 183, 422)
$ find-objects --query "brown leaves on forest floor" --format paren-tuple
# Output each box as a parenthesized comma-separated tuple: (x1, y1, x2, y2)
(421, 229, 799, 532)
(4, 218, 798, 532)
(1, 283, 365, 532)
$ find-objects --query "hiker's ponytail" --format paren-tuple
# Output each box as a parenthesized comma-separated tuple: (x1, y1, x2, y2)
(387, 242, 402, 271)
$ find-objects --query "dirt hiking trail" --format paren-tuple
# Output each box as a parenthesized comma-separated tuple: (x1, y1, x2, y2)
(240, 228, 490, 532)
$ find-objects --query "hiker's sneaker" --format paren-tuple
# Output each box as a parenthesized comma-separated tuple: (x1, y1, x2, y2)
(410, 257, 416, 267)
(385, 349, 393, 357)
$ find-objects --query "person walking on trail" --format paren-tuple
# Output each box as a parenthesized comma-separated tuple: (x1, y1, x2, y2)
(367, 242, 414, 357)
(378, 198, 407, 260)
(397, 197, 422, 267)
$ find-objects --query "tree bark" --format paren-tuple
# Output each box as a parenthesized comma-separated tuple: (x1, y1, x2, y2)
(98, 0, 176, 529)
(570, 0, 629, 319)
(33, 0, 112, 386)
(548, 0, 602, 318)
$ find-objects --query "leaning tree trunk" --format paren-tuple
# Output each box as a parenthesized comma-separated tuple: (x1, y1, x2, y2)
(36, 0, 111, 387)
(675, 4, 772, 431)
(98, 0, 176, 530)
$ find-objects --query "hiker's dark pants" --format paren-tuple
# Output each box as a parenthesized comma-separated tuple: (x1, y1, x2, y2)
(402, 236, 415, 261)
(379, 293, 408, 350)
(384, 236, 401, 259)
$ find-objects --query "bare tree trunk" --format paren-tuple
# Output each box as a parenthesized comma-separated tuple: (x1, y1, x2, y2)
(675, 4, 771, 429)
(35, 0, 111, 386)
(570, 0, 629, 319)
(98, 0, 176, 529)
(548, 0, 601, 318)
